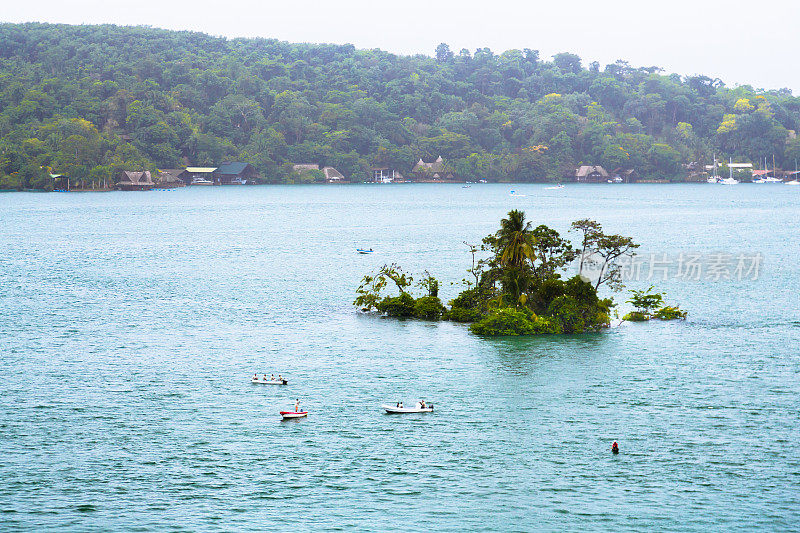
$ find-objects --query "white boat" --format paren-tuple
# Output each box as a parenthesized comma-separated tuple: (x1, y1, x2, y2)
(545, 184, 564, 190)
(191, 177, 213, 186)
(719, 158, 739, 184)
(786, 180, 800, 186)
(251, 378, 287, 385)
(280, 411, 307, 419)
(509, 190, 526, 197)
(382, 404, 434, 414)
(764, 176, 783, 183)
(707, 155, 721, 183)
(752, 178, 766, 184)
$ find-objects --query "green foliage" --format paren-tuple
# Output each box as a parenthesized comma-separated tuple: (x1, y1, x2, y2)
(1, 23, 797, 189)
(446, 306, 484, 323)
(653, 306, 688, 320)
(377, 293, 416, 318)
(413, 296, 446, 320)
(624, 287, 686, 321)
(622, 311, 649, 321)
(627, 286, 664, 314)
(470, 308, 559, 336)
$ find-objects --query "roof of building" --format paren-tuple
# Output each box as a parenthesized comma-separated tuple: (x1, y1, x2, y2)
(158, 169, 186, 180)
(118, 171, 154, 185)
(293, 163, 320, 171)
(728, 163, 753, 169)
(216, 162, 250, 175)
(186, 167, 217, 173)
(413, 156, 447, 173)
(575, 165, 609, 178)
(323, 166, 344, 179)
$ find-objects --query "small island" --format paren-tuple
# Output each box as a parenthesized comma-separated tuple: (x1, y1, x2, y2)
(355, 210, 685, 335)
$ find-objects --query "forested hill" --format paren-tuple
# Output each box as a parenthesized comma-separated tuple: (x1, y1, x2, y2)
(1, 22, 799, 189)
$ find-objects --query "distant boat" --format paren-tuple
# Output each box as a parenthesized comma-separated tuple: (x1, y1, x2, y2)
(720, 158, 739, 185)
(708, 155, 721, 183)
(544, 184, 564, 190)
(280, 411, 307, 419)
(356, 248, 374, 254)
(478, 179, 488, 183)
(786, 180, 800, 186)
(607, 176, 624, 184)
(382, 404, 434, 413)
(509, 190, 526, 197)
(191, 177, 213, 186)
(462, 185, 471, 188)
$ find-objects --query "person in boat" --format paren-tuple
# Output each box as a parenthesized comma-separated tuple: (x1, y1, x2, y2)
(295, 399, 300, 412)
(420, 400, 426, 409)
(270, 374, 275, 381)
(253, 373, 258, 380)
(612, 441, 619, 454)
(399, 401, 404, 408)
(396, 402, 400, 408)
(278, 374, 283, 382)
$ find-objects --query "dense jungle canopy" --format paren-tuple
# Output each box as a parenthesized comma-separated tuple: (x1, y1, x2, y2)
(1, 22, 799, 189)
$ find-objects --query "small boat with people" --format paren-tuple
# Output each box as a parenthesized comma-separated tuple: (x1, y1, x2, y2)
(545, 184, 564, 190)
(356, 248, 374, 254)
(281, 399, 307, 419)
(382, 400, 434, 414)
(280, 410, 308, 419)
(251, 373, 288, 385)
(509, 190, 526, 197)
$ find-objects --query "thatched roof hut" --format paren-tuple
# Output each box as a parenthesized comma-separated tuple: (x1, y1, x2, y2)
(117, 171, 154, 191)
(575, 165, 609, 182)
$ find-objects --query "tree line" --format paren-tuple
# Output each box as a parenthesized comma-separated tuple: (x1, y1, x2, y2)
(0, 23, 798, 189)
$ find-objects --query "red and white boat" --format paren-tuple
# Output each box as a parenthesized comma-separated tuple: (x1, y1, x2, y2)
(280, 411, 308, 419)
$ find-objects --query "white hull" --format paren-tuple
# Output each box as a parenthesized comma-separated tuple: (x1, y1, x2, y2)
(785, 180, 800, 186)
(281, 411, 307, 419)
(382, 405, 434, 413)
(252, 379, 287, 385)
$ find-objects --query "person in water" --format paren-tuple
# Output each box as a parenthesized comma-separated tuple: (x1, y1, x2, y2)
(612, 441, 619, 454)
(295, 399, 300, 412)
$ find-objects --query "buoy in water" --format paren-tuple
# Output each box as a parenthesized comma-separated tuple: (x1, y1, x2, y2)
(611, 441, 619, 454)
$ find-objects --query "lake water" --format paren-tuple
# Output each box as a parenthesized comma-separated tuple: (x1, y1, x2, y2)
(1, 184, 798, 531)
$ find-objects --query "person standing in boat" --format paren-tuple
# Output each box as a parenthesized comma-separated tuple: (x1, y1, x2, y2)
(295, 399, 300, 412)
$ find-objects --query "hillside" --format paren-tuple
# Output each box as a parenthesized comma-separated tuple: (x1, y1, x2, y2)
(0, 22, 798, 189)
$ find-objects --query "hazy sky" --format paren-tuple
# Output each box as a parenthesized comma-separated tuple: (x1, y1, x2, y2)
(5, 0, 799, 92)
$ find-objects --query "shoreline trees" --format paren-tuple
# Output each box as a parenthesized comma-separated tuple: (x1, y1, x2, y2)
(1, 23, 798, 189)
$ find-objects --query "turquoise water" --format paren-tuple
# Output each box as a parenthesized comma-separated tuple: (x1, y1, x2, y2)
(1, 184, 799, 531)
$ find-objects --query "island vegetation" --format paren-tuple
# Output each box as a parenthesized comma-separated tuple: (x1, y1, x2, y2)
(623, 286, 687, 322)
(1, 23, 799, 190)
(355, 210, 688, 336)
